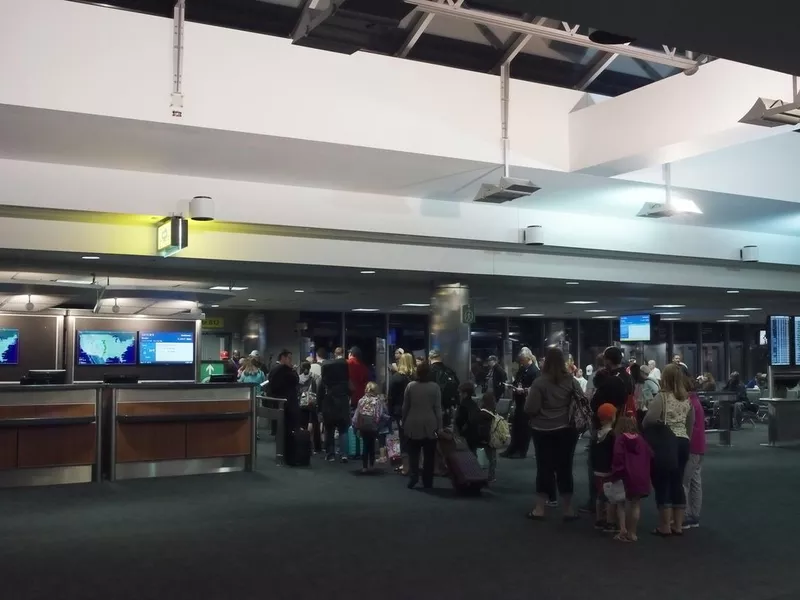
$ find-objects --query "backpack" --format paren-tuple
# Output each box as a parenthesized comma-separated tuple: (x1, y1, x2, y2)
(356, 396, 381, 432)
(482, 409, 510, 449)
(568, 383, 592, 434)
(434, 364, 460, 410)
(618, 371, 637, 416)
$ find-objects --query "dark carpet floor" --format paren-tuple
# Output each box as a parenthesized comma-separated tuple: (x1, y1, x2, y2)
(1, 426, 798, 600)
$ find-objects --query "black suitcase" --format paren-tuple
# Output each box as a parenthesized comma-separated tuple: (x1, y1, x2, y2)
(438, 435, 487, 494)
(285, 429, 311, 467)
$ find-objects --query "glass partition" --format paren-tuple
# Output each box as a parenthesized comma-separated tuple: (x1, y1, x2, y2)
(471, 316, 505, 383)
(579, 319, 610, 374)
(345, 312, 385, 371)
(701, 323, 726, 386)
(299, 311, 343, 357)
(729, 323, 745, 380)
(388, 314, 428, 361)
(673, 322, 699, 375)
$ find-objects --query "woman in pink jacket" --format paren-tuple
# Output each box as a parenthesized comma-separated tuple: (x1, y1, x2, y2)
(682, 367, 706, 528)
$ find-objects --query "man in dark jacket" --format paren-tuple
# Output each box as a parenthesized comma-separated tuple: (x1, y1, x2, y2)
(484, 355, 508, 400)
(429, 349, 460, 427)
(266, 350, 300, 459)
(591, 346, 633, 423)
(319, 347, 352, 462)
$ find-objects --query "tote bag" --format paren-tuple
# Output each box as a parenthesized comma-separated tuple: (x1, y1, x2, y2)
(642, 392, 678, 471)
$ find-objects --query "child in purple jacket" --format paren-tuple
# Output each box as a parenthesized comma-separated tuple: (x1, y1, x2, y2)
(611, 415, 652, 542)
(683, 390, 706, 528)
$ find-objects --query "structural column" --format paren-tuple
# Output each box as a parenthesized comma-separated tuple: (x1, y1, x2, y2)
(243, 312, 267, 358)
(430, 284, 471, 384)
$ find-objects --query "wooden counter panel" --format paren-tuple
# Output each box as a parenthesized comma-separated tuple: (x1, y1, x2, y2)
(116, 422, 186, 462)
(0, 430, 18, 470)
(186, 419, 251, 459)
(117, 400, 251, 417)
(17, 424, 96, 468)
(0, 404, 95, 420)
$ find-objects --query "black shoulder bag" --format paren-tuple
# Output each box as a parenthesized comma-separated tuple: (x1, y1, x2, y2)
(642, 392, 678, 471)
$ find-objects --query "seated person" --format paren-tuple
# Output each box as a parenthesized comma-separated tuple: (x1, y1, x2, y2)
(723, 372, 748, 429)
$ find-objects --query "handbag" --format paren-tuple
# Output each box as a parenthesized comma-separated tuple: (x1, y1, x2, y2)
(642, 392, 678, 471)
(603, 479, 626, 504)
(567, 382, 592, 433)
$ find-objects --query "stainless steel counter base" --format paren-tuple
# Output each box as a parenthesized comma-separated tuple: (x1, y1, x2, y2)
(0, 465, 93, 488)
(114, 457, 246, 480)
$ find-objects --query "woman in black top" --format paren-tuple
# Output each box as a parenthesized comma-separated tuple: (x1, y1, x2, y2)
(388, 353, 415, 471)
(501, 347, 539, 459)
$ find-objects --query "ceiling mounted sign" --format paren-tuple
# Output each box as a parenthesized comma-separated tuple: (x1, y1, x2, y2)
(156, 216, 189, 258)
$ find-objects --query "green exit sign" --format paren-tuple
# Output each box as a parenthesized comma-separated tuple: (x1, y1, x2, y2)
(461, 304, 475, 325)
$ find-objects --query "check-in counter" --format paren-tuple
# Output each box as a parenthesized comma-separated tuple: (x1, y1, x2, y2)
(765, 398, 800, 446)
(109, 383, 256, 481)
(0, 385, 101, 487)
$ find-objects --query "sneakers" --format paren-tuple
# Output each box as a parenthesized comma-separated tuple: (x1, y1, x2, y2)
(682, 517, 700, 529)
(340, 457, 349, 464)
(594, 520, 607, 530)
(546, 500, 559, 508)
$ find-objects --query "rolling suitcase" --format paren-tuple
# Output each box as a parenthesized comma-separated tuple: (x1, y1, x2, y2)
(285, 428, 311, 467)
(439, 436, 487, 494)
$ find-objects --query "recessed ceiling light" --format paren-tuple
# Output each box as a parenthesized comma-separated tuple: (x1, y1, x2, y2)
(496, 306, 524, 310)
(584, 309, 606, 313)
(566, 300, 598, 305)
(592, 315, 616, 319)
(360, 270, 376, 274)
(717, 319, 740, 323)
(210, 286, 248, 291)
(352, 308, 379, 312)
(56, 279, 93, 285)
(520, 313, 544, 317)
(401, 303, 430, 307)
(294, 289, 305, 293)
(733, 307, 761, 311)
(654, 304, 685, 308)
(248, 298, 257, 302)
(727, 290, 740, 294)
(211, 304, 219, 308)
(724, 314, 748, 318)
(565, 281, 580, 285)
(81, 255, 100, 260)
(657, 312, 681, 316)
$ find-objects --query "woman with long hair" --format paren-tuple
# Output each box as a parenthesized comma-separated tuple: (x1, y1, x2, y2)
(388, 352, 416, 473)
(523, 347, 583, 520)
(642, 363, 694, 536)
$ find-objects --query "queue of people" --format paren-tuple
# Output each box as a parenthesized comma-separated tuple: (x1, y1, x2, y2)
(234, 341, 712, 540)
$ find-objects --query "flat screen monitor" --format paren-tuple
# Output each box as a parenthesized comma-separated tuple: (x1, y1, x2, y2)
(77, 331, 137, 365)
(0, 328, 20, 365)
(139, 331, 194, 365)
(769, 316, 791, 366)
(795, 318, 800, 367)
(620, 314, 651, 342)
(21, 369, 67, 385)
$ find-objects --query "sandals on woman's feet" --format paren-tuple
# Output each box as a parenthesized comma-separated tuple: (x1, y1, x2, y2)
(525, 511, 545, 521)
(650, 529, 672, 537)
(614, 533, 632, 542)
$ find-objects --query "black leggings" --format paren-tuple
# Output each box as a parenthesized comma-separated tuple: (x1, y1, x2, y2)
(531, 427, 579, 496)
(506, 397, 531, 456)
(652, 437, 690, 508)
(361, 431, 377, 469)
(407, 438, 437, 487)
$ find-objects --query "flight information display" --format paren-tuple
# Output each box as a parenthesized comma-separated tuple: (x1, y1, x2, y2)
(0, 328, 19, 365)
(139, 331, 194, 365)
(620, 314, 651, 342)
(769, 316, 791, 366)
(795, 318, 800, 367)
(78, 331, 137, 365)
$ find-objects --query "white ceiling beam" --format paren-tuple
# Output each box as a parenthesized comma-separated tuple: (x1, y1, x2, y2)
(492, 17, 547, 72)
(474, 23, 504, 50)
(292, 0, 346, 42)
(396, 0, 464, 58)
(405, 0, 700, 71)
(575, 47, 627, 91)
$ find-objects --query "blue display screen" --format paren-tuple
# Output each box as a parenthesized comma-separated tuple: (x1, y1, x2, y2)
(0, 328, 20, 365)
(620, 314, 651, 342)
(139, 331, 194, 365)
(770, 316, 791, 366)
(78, 331, 136, 365)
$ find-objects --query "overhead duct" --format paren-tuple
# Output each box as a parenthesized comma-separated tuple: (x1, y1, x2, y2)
(474, 63, 539, 204)
(740, 76, 800, 127)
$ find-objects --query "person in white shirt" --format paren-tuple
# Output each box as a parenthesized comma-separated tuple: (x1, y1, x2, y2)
(574, 368, 588, 393)
(647, 360, 662, 382)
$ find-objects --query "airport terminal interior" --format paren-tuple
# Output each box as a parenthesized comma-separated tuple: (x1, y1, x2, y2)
(2, 0, 800, 599)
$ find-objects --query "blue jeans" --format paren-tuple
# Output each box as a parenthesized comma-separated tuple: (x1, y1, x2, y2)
(324, 420, 349, 458)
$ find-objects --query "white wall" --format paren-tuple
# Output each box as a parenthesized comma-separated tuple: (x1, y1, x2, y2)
(3, 159, 800, 268)
(0, 0, 580, 171)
